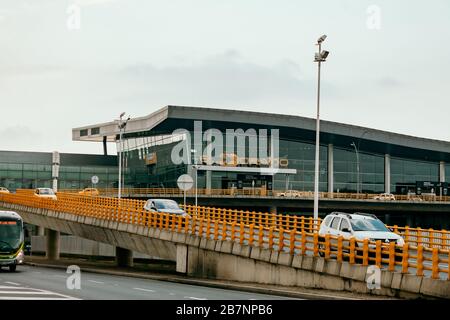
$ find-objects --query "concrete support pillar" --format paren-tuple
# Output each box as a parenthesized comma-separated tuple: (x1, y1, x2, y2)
(36, 226, 45, 236)
(328, 144, 334, 195)
(116, 247, 133, 267)
(385, 154, 391, 194)
(269, 206, 277, 214)
(45, 229, 60, 260)
(440, 161, 445, 182)
(176, 244, 188, 273)
(206, 170, 212, 195)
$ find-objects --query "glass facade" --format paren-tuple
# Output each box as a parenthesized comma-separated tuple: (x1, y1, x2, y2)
(391, 158, 439, 194)
(334, 148, 384, 194)
(0, 151, 118, 191)
(446, 164, 450, 183)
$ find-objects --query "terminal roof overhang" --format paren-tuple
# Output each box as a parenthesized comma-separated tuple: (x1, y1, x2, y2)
(72, 105, 450, 162)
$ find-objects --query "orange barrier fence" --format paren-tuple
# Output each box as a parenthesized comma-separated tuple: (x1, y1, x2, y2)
(57, 187, 450, 203)
(6, 190, 450, 250)
(0, 192, 448, 280)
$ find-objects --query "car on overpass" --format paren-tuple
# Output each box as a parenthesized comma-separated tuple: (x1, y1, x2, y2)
(318, 212, 404, 260)
(143, 199, 189, 217)
(276, 190, 304, 198)
(78, 188, 99, 196)
(34, 188, 57, 200)
(0, 187, 10, 194)
(373, 193, 396, 201)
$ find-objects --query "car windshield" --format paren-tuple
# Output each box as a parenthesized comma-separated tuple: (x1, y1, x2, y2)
(350, 218, 390, 232)
(0, 219, 22, 250)
(154, 200, 180, 210)
(39, 189, 54, 195)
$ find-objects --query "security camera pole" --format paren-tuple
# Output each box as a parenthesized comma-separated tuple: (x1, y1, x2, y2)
(313, 35, 329, 225)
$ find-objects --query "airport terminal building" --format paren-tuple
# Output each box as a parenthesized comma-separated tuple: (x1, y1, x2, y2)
(72, 105, 450, 196)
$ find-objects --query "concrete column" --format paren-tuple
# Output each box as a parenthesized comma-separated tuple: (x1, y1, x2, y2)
(385, 154, 391, 194)
(52, 151, 60, 192)
(440, 161, 445, 182)
(36, 226, 45, 236)
(327, 144, 334, 195)
(269, 206, 277, 214)
(206, 170, 212, 195)
(116, 247, 133, 267)
(176, 244, 188, 273)
(45, 229, 60, 260)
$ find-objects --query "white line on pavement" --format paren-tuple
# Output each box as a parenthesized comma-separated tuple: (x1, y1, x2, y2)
(185, 296, 207, 300)
(87, 280, 105, 284)
(4, 282, 20, 286)
(133, 288, 155, 293)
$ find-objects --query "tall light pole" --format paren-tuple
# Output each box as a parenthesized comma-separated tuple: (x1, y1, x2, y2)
(191, 149, 198, 214)
(313, 35, 330, 222)
(350, 142, 360, 194)
(117, 112, 130, 201)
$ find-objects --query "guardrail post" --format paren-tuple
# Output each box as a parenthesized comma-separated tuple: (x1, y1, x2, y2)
(313, 233, 319, 257)
(324, 234, 331, 259)
(239, 222, 245, 244)
(401, 243, 409, 274)
(349, 237, 356, 264)
(249, 224, 254, 246)
(214, 220, 219, 240)
(431, 247, 439, 279)
(362, 239, 369, 266)
(416, 245, 424, 276)
(337, 236, 343, 262)
(230, 222, 236, 242)
(375, 240, 382, 267)
(268, 227, 274, 249)
(206, 219, 211, 239)
(388, 242, 395, 271)
(279, 228, 285, 252)
(221, 221, 227, 240)
(301, 230, 307, 255)
(289, 230, 295, 254)
(258, 225, 264, 247)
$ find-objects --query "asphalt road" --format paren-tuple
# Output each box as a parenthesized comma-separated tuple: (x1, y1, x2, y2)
(0, 265, 299, 300)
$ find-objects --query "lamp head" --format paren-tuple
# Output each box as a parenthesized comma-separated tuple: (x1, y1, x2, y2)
(119, 112, 126, 119)
(317, 35, 327, 44)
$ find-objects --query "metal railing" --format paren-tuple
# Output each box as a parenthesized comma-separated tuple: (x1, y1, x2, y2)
(0, 192, 448, 279)
(56, 187, 450, 203)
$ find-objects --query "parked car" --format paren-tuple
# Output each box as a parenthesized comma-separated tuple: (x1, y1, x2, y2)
(34, 188, 57, 200)
(318, 212, 404, 260)
(78, 188, 99, 196)
(0, 187, 10, 194)
(373, 193, 396, 201)
(143, 199, 189, 217)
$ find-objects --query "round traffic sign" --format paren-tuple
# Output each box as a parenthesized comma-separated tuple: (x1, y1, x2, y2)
(91, 175, 99, 184)
(177, 174, 193, 191)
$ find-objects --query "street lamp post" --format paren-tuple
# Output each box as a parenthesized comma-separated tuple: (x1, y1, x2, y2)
(117, 112, 130, 202)
(313, 35, 330, 222)
(191, 149, 198, 214)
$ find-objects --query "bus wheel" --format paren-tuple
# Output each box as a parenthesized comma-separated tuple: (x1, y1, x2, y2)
(9, 264, 16, 272)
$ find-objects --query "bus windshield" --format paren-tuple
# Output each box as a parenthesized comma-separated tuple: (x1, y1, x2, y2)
(0, 220, 23, 251)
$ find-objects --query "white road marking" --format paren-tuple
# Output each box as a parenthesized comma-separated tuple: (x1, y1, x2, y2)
(185, 296, 207, 300)
(169, 293, 175, 296)
(0, 285, 80, 300)
(87, 280, 104, 284)
(133, 287, 155, 293)
(4, 282, 20, 286)
(0, 297, 76, 300)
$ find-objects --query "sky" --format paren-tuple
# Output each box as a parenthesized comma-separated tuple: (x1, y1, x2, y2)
(0, 0, 449, 155)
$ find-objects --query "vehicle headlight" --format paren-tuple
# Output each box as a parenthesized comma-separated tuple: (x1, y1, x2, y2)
(396, 238, 405, 246)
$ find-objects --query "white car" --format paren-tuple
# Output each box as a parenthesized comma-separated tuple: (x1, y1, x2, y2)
(318, 212, 405, 246)
(34, 188, 57, 200)
(373, 193, 396, 201)
(143, 199, 189, 217)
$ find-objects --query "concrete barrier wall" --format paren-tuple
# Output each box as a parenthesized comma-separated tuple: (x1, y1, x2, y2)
(2, 202, 449, 299)
(30, 235, 154, 259)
